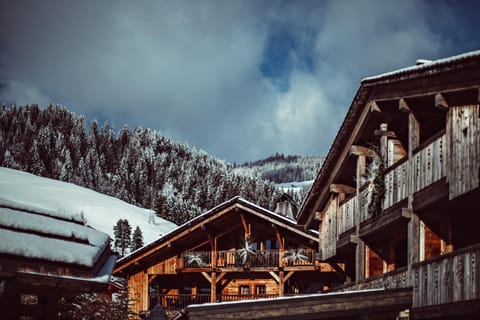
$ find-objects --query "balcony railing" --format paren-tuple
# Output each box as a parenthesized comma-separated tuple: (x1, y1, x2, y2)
(149, 293, 287, 313)
(338, 195, 356, 235)
(182, 249, 316, 269)
(334, 267, 409, 292)
(411, 131, 446, 194)
(412, 243, 480, 309)
(339, 132, 447, 230)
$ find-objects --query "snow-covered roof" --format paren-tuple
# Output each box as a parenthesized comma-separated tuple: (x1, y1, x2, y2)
(362, 49, 480, 83)
(0, 207, 109, 267)
(0, 167, 177, 244)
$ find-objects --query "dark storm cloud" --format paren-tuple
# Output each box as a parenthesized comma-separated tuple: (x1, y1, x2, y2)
(0, 0, 478, 162)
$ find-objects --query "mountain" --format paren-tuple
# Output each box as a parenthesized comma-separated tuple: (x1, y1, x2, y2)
(233, 153, 323, 204)
(0, 104, 282, 225)
(0, 167, 177, 245)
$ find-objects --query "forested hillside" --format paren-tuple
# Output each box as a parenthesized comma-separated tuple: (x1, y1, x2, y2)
(0, 104, 281, 225)
(234, 153, 324, 184)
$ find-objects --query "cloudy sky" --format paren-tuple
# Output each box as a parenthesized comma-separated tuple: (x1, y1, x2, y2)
(1, 0, 479, 163)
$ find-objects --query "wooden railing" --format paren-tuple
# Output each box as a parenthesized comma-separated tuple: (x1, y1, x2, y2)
(149, 294, 211, 312)
(184, 249, 316, 269)
(412, 243, 480, 309)
(149, 293, 283, 312)
(343, 132, 447, 228)
(334, 267, 409, 292)
(383, 158, 408, 209)
(338, 195, 356, 235)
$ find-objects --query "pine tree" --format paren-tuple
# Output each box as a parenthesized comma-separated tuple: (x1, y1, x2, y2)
(131, 226, 144, 251)
(113, 219, 132, 256)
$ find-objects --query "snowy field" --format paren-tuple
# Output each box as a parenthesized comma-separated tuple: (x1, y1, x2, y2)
(0, 167, 177, 244)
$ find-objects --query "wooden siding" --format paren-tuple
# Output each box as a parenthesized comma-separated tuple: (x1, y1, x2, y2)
(128, 271, 148, 313)
(338, 195, 356, 235)
(319, 196, 337, 260)
(412, 243, 480, 309)
(147, 256, 178, 274)
(446, 104, 480, 199)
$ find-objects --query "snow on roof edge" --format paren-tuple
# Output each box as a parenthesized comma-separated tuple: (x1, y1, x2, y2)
(362, 49, 480, 82)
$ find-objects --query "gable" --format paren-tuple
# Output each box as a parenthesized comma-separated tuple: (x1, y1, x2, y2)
(114, 197, 318, 275)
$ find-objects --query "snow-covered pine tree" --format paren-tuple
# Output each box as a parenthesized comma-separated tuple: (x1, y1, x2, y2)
(131, 226, 144, 251)
(113, 219, 132, 256)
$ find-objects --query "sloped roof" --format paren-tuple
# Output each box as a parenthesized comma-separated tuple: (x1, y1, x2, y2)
(115, 196, 318, 274)
(0, 203, 116, 292)
(297, 49, 480, 225)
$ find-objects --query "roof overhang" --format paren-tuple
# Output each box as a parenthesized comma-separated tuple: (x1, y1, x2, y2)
(185, 287, 412, 320)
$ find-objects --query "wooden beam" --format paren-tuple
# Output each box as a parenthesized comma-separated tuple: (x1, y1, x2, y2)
(435, 93, 449, 110)
(314, 211, 322, 221)
(275, 229, 284, 250)
(210, 272, 217, 303)
(350, 145, 377, 157)
(201, 272, 212, 284)
(148, 274, 158, 284)
(284, 271, 295, 282)
(269, 271, 280, 283)
(399, 98, 410, 113)
(239, 213, 249, 235)
(330, 183, 355, 194)
(370, 100, 381, 112)
(215, 272, 227, 284)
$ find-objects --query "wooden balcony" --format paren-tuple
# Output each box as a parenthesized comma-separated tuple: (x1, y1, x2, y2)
(412, 243, 480, 310)
(181, 249, 316, 271)
(334, 267, 409, 292)
(149, 293, 288, 313)
(338, 132, 447, 237)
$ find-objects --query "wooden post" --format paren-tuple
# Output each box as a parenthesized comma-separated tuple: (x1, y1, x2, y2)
(142, 272, 149, 311)
(211, 272, 217, 303)
(355, 155, 366, 283)
(279, 271, 285, 297)
(407, 111, 422, 283)
(374, 123, 396, 166)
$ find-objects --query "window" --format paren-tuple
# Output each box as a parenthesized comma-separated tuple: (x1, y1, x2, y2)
(239, 285, 250, 295)
(255, 285, 266, 295)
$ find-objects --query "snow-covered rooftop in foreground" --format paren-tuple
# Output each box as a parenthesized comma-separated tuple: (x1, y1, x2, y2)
(0, 167, 177, 244)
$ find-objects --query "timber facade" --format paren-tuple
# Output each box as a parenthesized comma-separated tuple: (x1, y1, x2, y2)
(295, 50, 480, 320)
(114, 196, 338, 318)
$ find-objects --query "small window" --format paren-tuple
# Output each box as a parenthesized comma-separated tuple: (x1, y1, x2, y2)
(255, 285, 266, 295)
(239, 285, 250, 295)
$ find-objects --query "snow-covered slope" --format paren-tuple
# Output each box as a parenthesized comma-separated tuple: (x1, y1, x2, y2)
(0, 167, 177, 244)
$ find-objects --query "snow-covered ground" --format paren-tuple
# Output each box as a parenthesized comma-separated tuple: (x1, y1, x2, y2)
(276, 180, 313, 193)
(0, 167, 177, 244)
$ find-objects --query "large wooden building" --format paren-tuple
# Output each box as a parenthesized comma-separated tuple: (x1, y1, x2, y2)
(113, 196, 338, 317)
(293, 50, 480, 319)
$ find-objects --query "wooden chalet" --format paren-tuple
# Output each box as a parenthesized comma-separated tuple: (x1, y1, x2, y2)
(113, 196, 338, 317)
(0, 202, 117, 319)
(292, 50, 480, 319)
